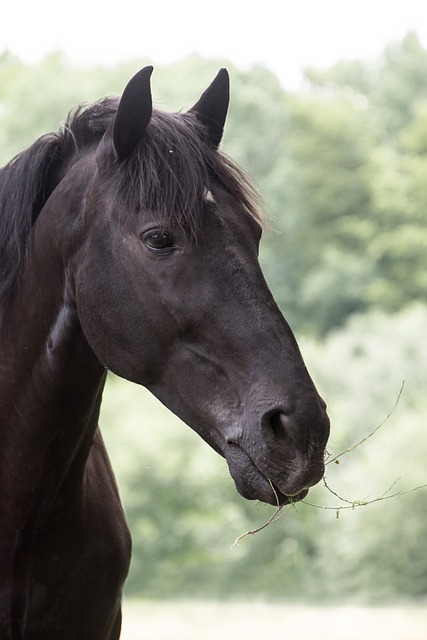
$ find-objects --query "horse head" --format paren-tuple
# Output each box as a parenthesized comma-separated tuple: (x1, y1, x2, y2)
(71, 67, 330, 506)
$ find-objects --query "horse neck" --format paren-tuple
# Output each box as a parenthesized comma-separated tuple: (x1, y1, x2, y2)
(0, 165, 106, 520)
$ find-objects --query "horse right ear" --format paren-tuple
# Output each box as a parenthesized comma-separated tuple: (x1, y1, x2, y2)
(97, 66, 153, 169)
(189, 68, 230, 147)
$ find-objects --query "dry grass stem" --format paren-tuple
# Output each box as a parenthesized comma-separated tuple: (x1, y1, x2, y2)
(303, 481, 427, 519)
(325, 380, 405, 466)
(233, 380, 426, 541)
(233, 481, 287, 546)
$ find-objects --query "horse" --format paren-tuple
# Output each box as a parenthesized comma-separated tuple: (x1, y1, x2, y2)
(0, 66, 330, 639)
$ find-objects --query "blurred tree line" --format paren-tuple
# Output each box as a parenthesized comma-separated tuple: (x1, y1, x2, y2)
(1, 33, 426, 602)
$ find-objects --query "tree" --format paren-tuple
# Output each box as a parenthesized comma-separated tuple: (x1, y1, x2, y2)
(261, 93, 375, 334)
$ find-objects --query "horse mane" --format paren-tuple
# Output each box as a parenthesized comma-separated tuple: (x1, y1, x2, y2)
(0, 96, 263, 305)
(0, 98, 117, 304)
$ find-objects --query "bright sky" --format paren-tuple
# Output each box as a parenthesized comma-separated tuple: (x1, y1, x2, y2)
(2, 0, 427, 89)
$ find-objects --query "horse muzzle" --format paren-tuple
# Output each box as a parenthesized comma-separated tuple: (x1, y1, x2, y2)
(224, 402, 330, 506)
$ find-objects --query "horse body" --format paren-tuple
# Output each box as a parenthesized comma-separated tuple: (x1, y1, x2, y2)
(0, 154, 130, 638)
(0, 67, 329, 638)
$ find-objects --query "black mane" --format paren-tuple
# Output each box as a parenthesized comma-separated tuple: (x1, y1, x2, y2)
(0, 97, 262, 305)
(0, 98, 117, 304)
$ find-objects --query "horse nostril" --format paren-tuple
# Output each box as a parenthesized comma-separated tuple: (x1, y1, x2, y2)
(267, 411, 293, 444)
(269, 411, 283, 436)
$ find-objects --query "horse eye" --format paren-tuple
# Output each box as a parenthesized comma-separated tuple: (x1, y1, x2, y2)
(142, 230, 175, 252)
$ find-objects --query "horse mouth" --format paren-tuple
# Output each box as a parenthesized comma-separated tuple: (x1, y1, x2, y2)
(225, 442, 310, 506)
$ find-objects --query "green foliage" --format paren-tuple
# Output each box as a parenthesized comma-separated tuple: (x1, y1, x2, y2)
(305, 32, 427, 139)
(266, 93, 375, 333)
(2, 36, 427, 602)
(263, 31, 427, 334)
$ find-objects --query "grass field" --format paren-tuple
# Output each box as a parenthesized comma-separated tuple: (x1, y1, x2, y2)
(121, 601, 427, 640)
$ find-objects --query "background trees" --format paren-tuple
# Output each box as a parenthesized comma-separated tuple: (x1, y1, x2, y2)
(1, 34, 426, 601)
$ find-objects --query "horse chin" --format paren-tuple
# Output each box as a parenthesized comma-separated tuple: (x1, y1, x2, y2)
(225, 443, 309, 507)
(239, 480, 308, 507)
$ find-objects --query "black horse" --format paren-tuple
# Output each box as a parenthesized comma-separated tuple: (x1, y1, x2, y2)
(0, 67, 329, 639)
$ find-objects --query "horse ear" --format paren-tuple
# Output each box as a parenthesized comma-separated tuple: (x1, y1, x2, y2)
(189, 68, 230, 147)
(113, 65, 153, 161)
(105, 66, 153, 164)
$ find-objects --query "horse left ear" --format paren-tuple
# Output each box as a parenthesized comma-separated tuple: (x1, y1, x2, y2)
(112, 66, 154, 161)
(97, 66, 154, 168)
(189, 68, 230, 147)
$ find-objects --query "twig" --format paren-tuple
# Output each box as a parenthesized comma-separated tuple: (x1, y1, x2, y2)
(381, 477, 401, 497)
(233, 481, 286, 546)
(322, 476, 356, 505)
(302, 482, 427, 516)
(232, 381, 425, 540)
(326, 380, 405, 466)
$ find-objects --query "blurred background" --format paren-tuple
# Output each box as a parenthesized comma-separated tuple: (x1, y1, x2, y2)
(2, 2, 427, 638)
